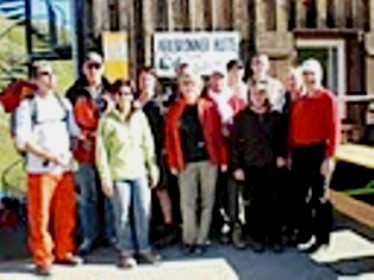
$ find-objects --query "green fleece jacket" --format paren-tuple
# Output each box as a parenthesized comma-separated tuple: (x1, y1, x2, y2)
(96, 108, 157, 184)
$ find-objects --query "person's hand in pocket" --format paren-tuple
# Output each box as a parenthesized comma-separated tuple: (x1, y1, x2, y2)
(170, 168, 178, 176)
(233, 169, 245, 182)
(102, 181, 114, 198)
(276, 157, 287, 168)
(149, 166, 160, 189)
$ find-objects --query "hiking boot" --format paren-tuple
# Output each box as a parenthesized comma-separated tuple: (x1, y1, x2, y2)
(252, 241, 266, 254)
(117, 256, 137, 269)
(219, 224, 231, 244)
(34, 264, 52, 276)
(56, 253, 83, 266)
(301, 240, 329, 254)
(181, 244, 195, 256)
(77, 238, 94, 256)
(154, 225, 180, 248)
(194, 244, 208, 256)
(271, 243, 284, 254)
(232, 225, 246, 249)
(137, 251, 162, 264)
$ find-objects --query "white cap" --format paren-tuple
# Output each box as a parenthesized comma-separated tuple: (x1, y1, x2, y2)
(85, 52, 103, 65)
(301, 59, 323, 83)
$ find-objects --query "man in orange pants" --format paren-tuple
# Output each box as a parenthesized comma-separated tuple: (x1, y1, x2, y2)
(15, 61, 82, 276)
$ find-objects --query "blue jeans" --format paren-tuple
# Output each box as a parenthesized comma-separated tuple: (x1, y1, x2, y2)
(112, 178, 151, 256)
(76, 163, 115, 243)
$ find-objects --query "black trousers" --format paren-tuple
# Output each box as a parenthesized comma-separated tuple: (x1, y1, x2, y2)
(212, 171, 243, 236)
(291, 143, 332, 244)
(244, 165, 282, 244)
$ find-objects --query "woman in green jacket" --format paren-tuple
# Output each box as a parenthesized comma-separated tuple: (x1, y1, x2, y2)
(96, 80, 160, 269)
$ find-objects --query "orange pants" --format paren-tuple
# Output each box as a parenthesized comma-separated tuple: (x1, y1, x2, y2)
(27, 172, 76, 267)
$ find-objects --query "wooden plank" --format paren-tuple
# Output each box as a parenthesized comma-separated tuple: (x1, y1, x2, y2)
(353, 0, 365, 30)
(155, 0, 169, 30)
(170, 0, 184, 30)
(336, 144, 374, 169)
(367, 0, 374, 31)
(188, 0, 205, 30)
(333, 0, 346, 27)
(116, 0, 136, 76)
(296, 0, 307, 28)
(316, 0, 327, 28)
(337, 95, 374, 102)
(255, 0, 267, 32)
(211, 0, 231, 30)
(276, 0, 289, 32)
(92, 0, 107, 37)
(232, 0, 249, 39)
(330, 189, 374, 228)
(203, 0, 213, 30)
(142, 0, 154, 65)
(118, 0, 129, 30)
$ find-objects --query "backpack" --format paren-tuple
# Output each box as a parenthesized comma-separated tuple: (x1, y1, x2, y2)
(11, 93, 69, 156)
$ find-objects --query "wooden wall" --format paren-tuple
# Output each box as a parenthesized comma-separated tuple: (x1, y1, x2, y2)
(79, 0, 372, 86)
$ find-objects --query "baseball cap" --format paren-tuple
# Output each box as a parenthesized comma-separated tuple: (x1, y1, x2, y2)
(85, 52, 103, 65)
(210, 67, 226, 78)
(32, 61, 53, 77)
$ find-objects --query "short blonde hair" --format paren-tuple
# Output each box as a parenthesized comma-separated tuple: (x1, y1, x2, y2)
(248, 80, 272, 111)
(289, 67, 302, 87)
(178, 71, 203, 91)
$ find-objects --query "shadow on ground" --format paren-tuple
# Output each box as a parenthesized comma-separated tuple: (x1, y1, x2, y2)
(0, 213, 373, 279)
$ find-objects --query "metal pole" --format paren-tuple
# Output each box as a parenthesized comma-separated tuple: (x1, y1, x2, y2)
(46, 0, 58, 48)
(25, 0, 33, 76)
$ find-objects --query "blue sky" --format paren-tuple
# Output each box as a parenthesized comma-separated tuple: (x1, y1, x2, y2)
(31, 0, 72, 29)
(0, 0, 72, 29)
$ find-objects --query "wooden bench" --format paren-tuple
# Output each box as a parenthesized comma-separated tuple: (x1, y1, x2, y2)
(332, 144, 374, 228)
(330, 190, 374, 228)
(336, 144, 374, 169)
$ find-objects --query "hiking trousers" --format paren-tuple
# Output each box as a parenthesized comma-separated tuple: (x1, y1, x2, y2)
(27, 172, 76, 267)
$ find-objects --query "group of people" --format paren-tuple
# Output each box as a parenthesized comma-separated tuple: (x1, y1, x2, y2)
(12, 51, 339, 276)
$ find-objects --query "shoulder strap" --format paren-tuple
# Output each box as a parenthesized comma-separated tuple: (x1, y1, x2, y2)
(54, 93, 69, 119)
(53, 93, 72, 135)
(26, 95, 38, 127)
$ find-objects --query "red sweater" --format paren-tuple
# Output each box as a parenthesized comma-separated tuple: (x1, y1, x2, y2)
(289, 88, 339, 157)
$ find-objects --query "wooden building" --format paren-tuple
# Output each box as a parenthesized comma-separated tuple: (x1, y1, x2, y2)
(76, 0, 374, 123)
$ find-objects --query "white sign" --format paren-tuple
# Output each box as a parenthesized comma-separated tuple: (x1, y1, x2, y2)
(153, 32, 240, 77)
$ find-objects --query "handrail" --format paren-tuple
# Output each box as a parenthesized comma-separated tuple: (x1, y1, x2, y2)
(0, 158, 24, 193)
(337, 95, 374, 102)
(0, 18, 25, 40)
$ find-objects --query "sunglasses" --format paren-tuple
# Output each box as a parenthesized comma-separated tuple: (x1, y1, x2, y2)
(302, 71, 314, 76)
(115, 89, 133, 98)
(87, 62, 102, 70)
(37, 71, 52, 77)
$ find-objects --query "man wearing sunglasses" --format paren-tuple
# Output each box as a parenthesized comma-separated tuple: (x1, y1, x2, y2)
(16, 61, 82, 275)
(66, 52, 116, 256)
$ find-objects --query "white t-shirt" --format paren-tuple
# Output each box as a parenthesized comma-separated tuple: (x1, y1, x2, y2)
(208, 88, 235, 125)
(16, 92, 80, 174)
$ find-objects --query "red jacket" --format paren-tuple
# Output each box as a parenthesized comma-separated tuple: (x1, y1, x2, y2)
(73, 96, 99, 164)
(289, 88, 339, 157)
(165, 96, 228, 170)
